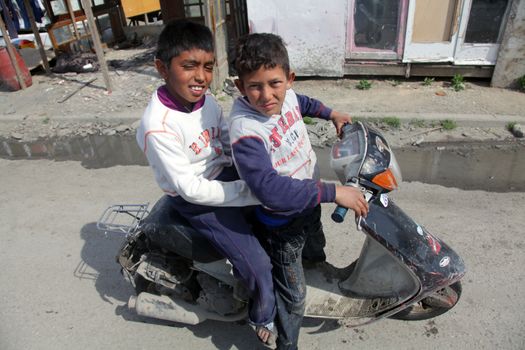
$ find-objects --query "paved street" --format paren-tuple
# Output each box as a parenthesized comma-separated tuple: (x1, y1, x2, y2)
(1, 158, 524, 349)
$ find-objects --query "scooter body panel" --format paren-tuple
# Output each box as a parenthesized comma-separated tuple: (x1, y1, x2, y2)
(359, 195, 466, 296)
(302, 194, 465, 324)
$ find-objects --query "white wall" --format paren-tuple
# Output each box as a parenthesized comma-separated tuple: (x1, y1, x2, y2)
(492, 0, 525, 88)
(246, 0, 347, 77)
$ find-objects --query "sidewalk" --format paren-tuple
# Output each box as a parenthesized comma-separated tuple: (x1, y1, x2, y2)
(0, 47, 524, 141)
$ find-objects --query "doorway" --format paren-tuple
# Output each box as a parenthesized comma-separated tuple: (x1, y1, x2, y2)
(403, 0, 510, 64)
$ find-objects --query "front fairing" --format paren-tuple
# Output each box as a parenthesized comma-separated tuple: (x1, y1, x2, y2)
(359, 195, 466, 295)
(330, 122, 402, 192)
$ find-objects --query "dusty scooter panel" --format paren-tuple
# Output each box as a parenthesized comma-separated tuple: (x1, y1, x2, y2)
(360, 197, 466, 292)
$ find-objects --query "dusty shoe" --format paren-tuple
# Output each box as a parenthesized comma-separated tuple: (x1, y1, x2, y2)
(302, 256, 326, 269)
(255, 322, 277, 348)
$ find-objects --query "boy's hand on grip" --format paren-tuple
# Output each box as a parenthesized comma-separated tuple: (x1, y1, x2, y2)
(335, 186, 369, 217)
(329, 111, 353, 136)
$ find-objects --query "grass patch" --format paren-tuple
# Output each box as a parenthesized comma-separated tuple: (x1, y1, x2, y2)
(381, 116, 401, 128)
(409, 118, 426, 128)
(422, 77, 435, 86)
(356, 80, 372, 90)
(440, 119, 457, 130)
(451, 74, 465, 91)
(518, 75, 525, 91)
(388, 79, 401, 87)
(42, 117, 50, 124)
(506, 122, 517, 131)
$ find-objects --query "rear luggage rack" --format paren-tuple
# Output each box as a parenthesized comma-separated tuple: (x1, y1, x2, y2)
(97, 203, 149, 235)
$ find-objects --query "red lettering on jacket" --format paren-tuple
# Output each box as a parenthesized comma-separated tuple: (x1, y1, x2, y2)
(294, 106, 302, 121)
(199, 129, 210, 147)
(278, 116, 289, 134)
(189, 142, 201, 154)
(269, 127, 282, 147)
(285, 111, 296, 128)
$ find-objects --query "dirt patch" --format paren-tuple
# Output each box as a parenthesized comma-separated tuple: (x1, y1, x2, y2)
(1, 46, 524, 146)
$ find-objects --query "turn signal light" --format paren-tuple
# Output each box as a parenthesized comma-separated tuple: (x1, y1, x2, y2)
(372, 168, 398, 191)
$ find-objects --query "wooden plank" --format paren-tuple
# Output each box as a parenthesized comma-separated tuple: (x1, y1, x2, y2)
(343, 62, 494, 78)
(22, 0, 51, 73)
(121, 0, 160, 18)
(64, 0, 80, 40)
(80, 0, 112, 92)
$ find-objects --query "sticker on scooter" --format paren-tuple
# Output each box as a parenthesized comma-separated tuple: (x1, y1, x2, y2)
(440, 256, 450, 267)
(426, 234, 442, 254)
(417, 225, 424, 236)
(380, 193, 389, 207)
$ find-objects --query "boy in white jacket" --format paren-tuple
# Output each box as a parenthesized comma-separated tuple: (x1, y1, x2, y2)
(136, 20, 276, 344)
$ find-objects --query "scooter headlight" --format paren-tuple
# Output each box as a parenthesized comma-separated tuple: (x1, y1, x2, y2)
(389, 151, 403, 185)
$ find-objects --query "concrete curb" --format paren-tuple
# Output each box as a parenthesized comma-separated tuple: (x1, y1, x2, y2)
(0, 110, 522, 128)
(351, 112, 525, 127)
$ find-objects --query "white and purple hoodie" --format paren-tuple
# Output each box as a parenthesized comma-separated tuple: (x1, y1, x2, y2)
(229, 89, 337, 225)
(136, 86, 259, 207)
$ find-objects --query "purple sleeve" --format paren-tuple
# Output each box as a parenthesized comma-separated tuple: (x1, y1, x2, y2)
(232, 136, 336, 216)
(296, 93, 332, 120)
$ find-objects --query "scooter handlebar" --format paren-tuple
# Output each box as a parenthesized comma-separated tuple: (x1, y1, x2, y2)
(331, 206, 348, 223)
(331, 178, 360, 223)
(331, 183, 372, 223)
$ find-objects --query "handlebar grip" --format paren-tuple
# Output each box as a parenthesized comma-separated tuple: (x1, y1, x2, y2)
(331, 206, 348, 223)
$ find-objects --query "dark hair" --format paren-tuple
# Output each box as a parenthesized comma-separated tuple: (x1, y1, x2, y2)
(234, 33, 290, 78)
(156, 20, 214, 65)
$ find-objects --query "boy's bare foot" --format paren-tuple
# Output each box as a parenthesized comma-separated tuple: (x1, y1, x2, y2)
(256, 323, 277, 347)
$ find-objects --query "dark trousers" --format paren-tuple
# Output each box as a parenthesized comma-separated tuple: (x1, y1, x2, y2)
(254, 205, 326, 350)
(169, 168, 275, 326)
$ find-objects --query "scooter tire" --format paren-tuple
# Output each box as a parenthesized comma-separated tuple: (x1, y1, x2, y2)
(389, 281, 462, 321)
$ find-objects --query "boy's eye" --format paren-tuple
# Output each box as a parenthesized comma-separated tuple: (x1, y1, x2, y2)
(204, 64, 214, 72)
(270, 81, 282, 87)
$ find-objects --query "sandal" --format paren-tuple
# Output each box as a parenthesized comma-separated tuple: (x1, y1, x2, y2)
(255, 322, 277, 347)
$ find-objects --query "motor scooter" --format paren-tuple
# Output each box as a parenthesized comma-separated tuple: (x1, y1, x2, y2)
(97, 121, 465, 328)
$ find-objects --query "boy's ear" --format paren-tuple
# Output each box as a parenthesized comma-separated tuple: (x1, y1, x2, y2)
(154, 59, 168, 80)
(234, 78, 246, 95)
(287, 71, 296, 89)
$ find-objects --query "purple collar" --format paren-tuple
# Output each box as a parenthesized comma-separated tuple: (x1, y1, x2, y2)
(157, 85, 205, 113)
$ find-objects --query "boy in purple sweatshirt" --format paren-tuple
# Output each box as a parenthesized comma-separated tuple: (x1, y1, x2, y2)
(229, 33, 369, 350)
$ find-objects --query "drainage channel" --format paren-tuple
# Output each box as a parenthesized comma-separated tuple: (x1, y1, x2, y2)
(1, 135, 524, 192)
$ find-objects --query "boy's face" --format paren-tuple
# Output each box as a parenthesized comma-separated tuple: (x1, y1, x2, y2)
(155, 48, 215, 109)
(235, 65, 294, 117)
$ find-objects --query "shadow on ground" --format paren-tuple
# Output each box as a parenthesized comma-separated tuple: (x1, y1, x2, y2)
(78, 221, 344, 349)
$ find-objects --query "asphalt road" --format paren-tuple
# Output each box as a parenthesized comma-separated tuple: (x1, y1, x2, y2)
(1, 159, 524, 350)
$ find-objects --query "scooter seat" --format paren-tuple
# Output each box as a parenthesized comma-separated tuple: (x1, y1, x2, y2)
(140, 195, 223, 263)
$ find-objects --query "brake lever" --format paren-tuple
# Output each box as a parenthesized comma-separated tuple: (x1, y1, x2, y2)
(355, 191, 372, 231)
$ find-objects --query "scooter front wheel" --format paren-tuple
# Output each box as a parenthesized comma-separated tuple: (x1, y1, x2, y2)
(389, 281, 462, 321)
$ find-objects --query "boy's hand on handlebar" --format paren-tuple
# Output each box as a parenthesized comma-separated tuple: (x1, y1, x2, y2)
(329, 111, 352, 137)
(335, 186, 369, 217)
